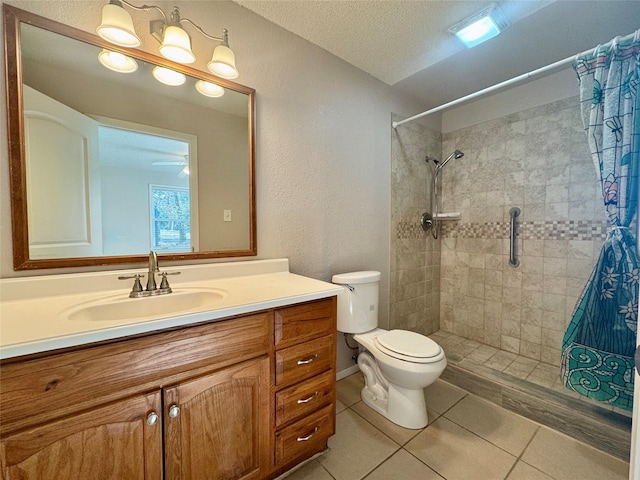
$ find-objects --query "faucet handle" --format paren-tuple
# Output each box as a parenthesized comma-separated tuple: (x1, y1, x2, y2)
(118, 274, 145, 294)
(159, 271, 181, 290)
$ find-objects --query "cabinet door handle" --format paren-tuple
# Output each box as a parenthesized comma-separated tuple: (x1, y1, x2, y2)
(146, 412, 159, 426)
(297, 391, 319, 404)
(168, 404, 181, 418)
(296, 426, 319, 442)
(297, 354, 318, 365)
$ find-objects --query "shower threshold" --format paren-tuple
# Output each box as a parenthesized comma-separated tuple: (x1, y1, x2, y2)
(428, 330, 632, 461)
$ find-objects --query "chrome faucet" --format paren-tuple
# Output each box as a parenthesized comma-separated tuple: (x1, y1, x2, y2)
(146, 250, 159, 291)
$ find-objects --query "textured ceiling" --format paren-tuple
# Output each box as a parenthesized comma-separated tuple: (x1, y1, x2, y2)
(235, 0, 552, 85)
(235, 0, 640, 109)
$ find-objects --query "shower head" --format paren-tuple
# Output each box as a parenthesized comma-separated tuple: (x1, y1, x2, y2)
(438, 150, 464, 170)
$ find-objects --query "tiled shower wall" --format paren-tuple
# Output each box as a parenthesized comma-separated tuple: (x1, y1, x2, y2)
(439, 96, 604, 366)
(390, 114, 441, 335)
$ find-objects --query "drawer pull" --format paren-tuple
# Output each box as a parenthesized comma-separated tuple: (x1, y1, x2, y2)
(297, 354, 319, 365)
(296, 426, 319, 442)
(297, 391, 319, 404)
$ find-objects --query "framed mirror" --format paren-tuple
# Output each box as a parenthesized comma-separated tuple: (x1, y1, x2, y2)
(4, 5, 256, 270)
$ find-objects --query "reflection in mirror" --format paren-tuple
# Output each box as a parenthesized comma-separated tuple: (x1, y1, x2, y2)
(4, 5, 256, 270)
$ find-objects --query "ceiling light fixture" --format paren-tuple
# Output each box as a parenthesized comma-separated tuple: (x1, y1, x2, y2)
(449, 4, 508, 49)
(98, 49, 138, 73)
(97, 0, 239, 78)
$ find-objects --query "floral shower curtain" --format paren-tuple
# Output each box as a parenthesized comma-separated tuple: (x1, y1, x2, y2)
(561, 31, 640, 410)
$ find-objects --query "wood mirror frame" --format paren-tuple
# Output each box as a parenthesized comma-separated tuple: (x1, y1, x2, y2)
(4, 4, 256, 271)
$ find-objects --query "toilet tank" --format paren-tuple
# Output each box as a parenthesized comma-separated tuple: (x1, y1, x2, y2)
(332, 271, 381, 333)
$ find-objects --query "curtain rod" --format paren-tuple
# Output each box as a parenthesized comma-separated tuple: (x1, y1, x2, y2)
(393, 28, 640, 129)
(391, 54, 575, 129)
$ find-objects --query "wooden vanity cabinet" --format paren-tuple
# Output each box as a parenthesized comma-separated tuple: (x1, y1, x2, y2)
(1, 390, 164, 479)
(164, 356, 270, 480)
(0, 313, 271, 480)
(0, 297, 337, 480)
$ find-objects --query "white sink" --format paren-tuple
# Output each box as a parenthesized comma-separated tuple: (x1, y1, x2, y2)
(65, 289, 227, 322)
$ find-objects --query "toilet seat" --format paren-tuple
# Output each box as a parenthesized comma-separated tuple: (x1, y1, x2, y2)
(374, 330, 444, 364)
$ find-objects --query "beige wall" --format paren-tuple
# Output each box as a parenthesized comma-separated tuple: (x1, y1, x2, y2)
(0, 0, 434, 372)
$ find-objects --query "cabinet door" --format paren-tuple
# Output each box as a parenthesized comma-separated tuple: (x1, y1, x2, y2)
(0, 391, 162, 479)
(164, 356, 270, 480)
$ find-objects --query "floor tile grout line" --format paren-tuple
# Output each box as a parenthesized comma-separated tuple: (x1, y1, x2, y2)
(344, 403, 407, 446)
(355, 438, 403, 480)
(319, 461, 337, 480)
(339, 404, 405, 480)
(430, 390, 469, 418)
(438, 409, 530, 461)
(514, 459, 560, 480)
(347, 402, 424, 446)
(398, 446, 447, 480)
(501, 425, 546, 480)
(434, 382, 547, 460)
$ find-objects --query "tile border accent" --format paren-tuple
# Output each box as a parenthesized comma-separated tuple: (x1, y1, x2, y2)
(443, 220, 610, 241)
(395, 220, 611, 241)
(396, 220, 430, 239)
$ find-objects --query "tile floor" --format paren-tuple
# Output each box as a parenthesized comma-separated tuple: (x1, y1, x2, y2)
(283, 373, 630, 480)
(429, 330, 632, 418)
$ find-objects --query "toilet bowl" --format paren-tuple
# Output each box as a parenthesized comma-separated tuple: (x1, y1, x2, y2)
(332, 271, 447, 429)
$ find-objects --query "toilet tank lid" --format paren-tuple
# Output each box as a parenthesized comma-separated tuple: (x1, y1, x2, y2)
(332, 271, 381, 284)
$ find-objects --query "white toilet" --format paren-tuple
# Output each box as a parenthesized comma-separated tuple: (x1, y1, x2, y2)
(332, 271, 447, 429)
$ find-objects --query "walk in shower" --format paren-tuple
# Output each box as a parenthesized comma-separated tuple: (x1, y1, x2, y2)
(390, 95, 633, 460)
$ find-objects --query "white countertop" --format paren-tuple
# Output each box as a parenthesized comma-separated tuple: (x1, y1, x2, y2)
(0, 259, 343, 359)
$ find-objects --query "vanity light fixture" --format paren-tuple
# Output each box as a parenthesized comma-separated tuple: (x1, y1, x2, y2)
(449, 3, 508, 48)
(97, 0, 240, 78)
(96, 0, 140, 47)
(195, 80, 225, 98)
(98, 49, 138, 73)
(152, 66, 186, 86)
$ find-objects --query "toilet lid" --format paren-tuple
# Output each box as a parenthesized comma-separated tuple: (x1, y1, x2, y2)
(375, 330, 441, 359)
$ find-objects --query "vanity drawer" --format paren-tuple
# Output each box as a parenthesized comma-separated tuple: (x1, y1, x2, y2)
(274, 298, 336, 349)
(275, 370, 335, 427)
(275, 334, 334, 387)
(274, 404, 334, 467)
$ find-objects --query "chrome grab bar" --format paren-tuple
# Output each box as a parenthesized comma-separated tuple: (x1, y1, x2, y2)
(509, 207, 521, 268)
